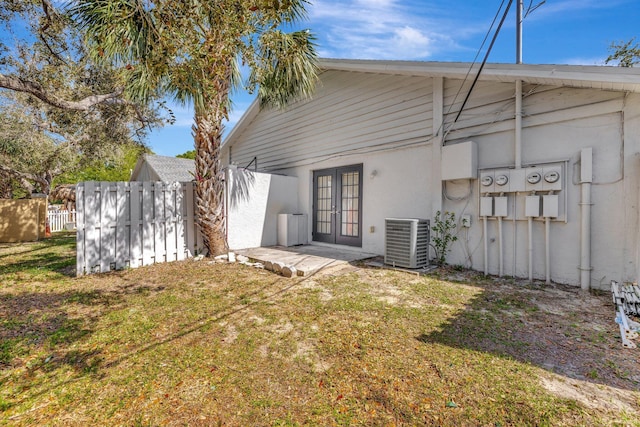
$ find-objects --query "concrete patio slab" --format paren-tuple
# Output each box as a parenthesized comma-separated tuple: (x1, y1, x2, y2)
(235, 245, 378, 276)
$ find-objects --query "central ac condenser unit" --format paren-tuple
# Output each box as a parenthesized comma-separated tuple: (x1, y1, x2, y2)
(384, 218, 430, 268)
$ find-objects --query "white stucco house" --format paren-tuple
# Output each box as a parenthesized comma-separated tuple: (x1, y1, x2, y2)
(221, 58, 640, 290)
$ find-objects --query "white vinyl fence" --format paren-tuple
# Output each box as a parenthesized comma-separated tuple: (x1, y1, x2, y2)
(48, 209, 76, 232)
(76, 181, 204, 276)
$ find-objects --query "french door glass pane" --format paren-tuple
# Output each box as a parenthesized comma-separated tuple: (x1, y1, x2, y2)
(340, 171, 359, 237)
(317, 175, 332, 234)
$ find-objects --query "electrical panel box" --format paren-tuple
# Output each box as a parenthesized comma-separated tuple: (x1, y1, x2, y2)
(494, 196, 508, 217)
(543, 195, 559, 218)
(480, 197, 493, 217)
(441, 141, 477, 180)
(525, 196, 540, 217)
(508, 168, 526, 192)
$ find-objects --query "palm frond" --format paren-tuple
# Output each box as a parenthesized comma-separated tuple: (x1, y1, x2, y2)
(254, 29, 318, 109)
(71, 0, 165, 102)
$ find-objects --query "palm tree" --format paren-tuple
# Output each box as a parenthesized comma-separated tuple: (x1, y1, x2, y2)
(72, 0, 318, 255)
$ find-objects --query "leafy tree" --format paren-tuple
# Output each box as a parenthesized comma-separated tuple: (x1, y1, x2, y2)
(73, 0, 319, 255)
(606, 38, 640, 67)
(54, 143, 149, 184)
(0, 0, 164, 197)
(176, 150, 196, 160)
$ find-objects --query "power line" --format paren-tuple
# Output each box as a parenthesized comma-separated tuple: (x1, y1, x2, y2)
(444, 0, 507, 120)
(451, 0, 514, 126)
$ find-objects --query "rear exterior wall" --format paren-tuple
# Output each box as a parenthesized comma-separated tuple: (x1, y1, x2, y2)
(223, 70, 640, 289)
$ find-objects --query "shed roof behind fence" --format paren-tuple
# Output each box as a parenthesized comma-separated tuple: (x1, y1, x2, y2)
(131, 154, 195, 182)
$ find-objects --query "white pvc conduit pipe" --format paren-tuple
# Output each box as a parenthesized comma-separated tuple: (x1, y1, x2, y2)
(483, 216, 489, 275)
(545, 216, 551, 284)
(512, 195, 517, 278)
(528, 217, 533, 283)
(498, 216, 504, 277)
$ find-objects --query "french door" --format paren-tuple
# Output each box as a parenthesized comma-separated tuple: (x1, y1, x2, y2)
(312, 164, 363, 247)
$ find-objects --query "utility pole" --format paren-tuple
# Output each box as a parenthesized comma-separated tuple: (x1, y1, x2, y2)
(516, 0, 523, 63)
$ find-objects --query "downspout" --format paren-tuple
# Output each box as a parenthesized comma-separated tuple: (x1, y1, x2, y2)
(514, 79, 523, 278)
(224, 166, 230, 247)
(432, 77, 444, 218)
(580, 148, 593, 291)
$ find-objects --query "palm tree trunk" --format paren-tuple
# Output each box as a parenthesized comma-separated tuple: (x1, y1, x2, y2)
(193, 93, 228, 257)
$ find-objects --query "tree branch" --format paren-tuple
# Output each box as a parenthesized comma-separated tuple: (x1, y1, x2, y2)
(0, 73, 124, 111)
(0, 163, 38, 194)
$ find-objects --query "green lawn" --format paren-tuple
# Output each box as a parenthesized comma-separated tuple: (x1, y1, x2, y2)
(0, 233, 638, 426)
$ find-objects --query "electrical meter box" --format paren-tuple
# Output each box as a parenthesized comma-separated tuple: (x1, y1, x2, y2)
(525, 196, 541, 217)
(479, 171, 495, 193)
(493, 170, 511, 193)
(542, 165, 562, 191)
(525, 168, 544, 192)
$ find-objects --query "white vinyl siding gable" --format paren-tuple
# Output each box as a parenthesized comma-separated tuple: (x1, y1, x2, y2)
(229, 70, 434, 172)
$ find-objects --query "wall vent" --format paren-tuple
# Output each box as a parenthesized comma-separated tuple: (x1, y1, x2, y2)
(384, 218, 430, 269)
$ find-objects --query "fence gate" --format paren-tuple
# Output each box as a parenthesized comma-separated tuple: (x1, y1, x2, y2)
(76, 181, 204, 276)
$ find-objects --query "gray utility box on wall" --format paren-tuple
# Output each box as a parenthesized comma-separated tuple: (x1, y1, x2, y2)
(384, 218, 430, 269)
(278, 213, 308, 247)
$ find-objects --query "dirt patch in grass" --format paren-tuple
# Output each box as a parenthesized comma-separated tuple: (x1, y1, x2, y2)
(421, 268, 639, 421)
(0, 235, 639, 426)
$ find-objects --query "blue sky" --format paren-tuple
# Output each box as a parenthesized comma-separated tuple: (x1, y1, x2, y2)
(150, 0, 640, 157)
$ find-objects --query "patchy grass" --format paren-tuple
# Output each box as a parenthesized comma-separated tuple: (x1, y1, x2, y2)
(0, 234, 638, 426)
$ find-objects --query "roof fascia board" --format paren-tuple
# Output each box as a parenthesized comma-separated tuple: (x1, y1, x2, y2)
(222, 59, 640, 149)
(319, 58, 640, 88)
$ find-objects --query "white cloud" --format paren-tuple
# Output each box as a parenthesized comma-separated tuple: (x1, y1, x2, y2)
(310, 0, 458, 60)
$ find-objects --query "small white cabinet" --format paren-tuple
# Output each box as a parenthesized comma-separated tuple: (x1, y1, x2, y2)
(278, 214, 308, 247)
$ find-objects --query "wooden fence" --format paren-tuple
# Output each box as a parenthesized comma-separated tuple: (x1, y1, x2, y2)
(76, 181, 204, 276)
(48, 209, 76, 232)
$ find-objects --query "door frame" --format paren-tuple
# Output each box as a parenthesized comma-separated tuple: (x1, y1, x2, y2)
(312, 164, 363, 247)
